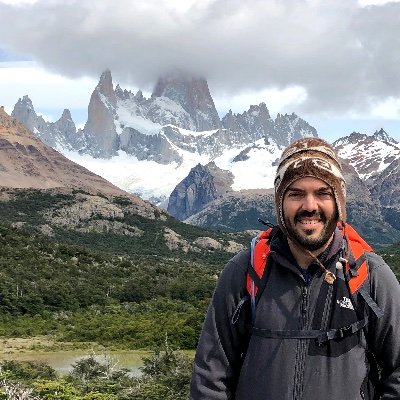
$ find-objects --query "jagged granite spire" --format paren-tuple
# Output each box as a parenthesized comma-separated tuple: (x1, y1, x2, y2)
(222, 103, 274, 142)
(83, 69, 119, 157)
(373, 128, 398, 144)
(11, 95, 39, 132)
(152, 70, 221, 131)
(273, 113, 318, 146)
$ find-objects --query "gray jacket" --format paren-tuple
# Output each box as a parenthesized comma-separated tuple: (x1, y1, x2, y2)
(190, 229, 400, 400)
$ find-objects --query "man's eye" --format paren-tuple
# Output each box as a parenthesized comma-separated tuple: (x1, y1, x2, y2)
(319, 191, 333, 197)
(288, 192, 302, 197)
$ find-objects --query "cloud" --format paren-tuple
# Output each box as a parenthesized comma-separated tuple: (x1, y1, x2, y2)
(0, 0, 400, 118)
(0, 61, 96, 121)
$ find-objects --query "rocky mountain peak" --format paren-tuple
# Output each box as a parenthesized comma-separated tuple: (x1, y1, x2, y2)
(152, 70, 221, 131)
(0, 108, 153, 206)
(82, 70, 119, 157)
(17, 95, 34, 109)
(115, 84, 133, 101)
(249, 102, 270, 117)
(334, 130, 400, 180)
(60, 109, 73, 121)
(273, 112, 317, 146)
(167, 162, 233, 220)
(373, 128, 397, 144)
(11, 95, 39, 132)
(135, 90, 144, 102)
(221, 102, 274, 143)
(53, 109, 77, 144)
(97, 69, 115, 101)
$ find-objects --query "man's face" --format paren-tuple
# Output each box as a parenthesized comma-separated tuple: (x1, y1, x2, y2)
(282, 177, 338, 251)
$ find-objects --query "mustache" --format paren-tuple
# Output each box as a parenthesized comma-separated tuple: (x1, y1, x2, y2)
(295, 210, 326, 222)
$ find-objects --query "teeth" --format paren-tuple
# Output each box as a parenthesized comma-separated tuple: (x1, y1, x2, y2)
(299, 220, 320, 225)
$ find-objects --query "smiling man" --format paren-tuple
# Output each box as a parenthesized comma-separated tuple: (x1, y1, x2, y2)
(190, 138, 400, 400)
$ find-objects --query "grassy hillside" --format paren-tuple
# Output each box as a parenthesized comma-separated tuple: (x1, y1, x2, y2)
(0, 221, 224, 349)
(0, 187, 251, 265)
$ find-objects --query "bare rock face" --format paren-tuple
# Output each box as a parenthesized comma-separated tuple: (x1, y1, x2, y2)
(152, 71, 221, 131)
(11, 95, 57, 148)
(53, 109, 79, 148)
(41, 192, 145, 236)
(167, 162, 233, 220)
(11, 95, 39, 132)
(222, 103, 275, 142)
(273, 113, 317, 147)
(185, 189, 277, 232)
(82, 70, 119, 157)
(119, 127, 182, 164)
(11, 96, 82, 151)
(340, 161, 399, 245)
(368, 158, 400, 231)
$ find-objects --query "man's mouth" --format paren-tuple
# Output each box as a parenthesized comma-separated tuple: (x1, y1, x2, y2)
(297, 218, 322, 226)
(295, 212, 325, 228)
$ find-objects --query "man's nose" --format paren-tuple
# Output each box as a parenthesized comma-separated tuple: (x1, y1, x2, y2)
(302, 194, 318, 211)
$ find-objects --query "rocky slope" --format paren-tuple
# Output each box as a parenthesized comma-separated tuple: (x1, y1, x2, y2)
(0, 107, 130, 197)
(368, 157, 400, 231)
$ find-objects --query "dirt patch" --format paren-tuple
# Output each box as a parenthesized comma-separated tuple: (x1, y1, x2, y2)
(0, 336, 99, 354)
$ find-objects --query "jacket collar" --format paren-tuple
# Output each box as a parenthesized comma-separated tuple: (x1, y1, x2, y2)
(270, 227, 343, 271)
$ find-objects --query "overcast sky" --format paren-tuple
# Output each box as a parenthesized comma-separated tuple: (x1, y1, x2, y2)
(0, 0, 400, 141)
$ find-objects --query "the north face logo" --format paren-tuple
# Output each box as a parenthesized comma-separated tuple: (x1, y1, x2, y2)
(337, 297, 354, 310)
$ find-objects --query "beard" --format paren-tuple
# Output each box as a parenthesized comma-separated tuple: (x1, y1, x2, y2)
(284, 209, 338, 251)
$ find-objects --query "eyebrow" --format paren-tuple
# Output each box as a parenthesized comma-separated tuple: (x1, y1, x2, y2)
(287, 186, 332, 192)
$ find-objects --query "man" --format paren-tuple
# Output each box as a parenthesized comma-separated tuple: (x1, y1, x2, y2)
(190, 137, 400, 400)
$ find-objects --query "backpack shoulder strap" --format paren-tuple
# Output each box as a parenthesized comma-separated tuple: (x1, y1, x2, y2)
(343, 224, 384, 319)
(246, 226, 277, 324)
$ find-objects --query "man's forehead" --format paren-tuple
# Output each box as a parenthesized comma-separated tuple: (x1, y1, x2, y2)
(287, 177, 332, 191)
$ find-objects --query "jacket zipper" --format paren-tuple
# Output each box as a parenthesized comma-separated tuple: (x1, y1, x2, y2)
(293, 285, 309, 399)
(321, 284, 334, 331)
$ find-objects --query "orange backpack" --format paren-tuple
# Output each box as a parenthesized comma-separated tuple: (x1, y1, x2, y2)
(246, 224, 384, 336)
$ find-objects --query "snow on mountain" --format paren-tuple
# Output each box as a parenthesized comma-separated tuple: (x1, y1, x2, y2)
(213, 138, 281, 191)
(61, 132, 282, 206)
(333, 130, 400, 180)
(11, 69, 318, 206)
(115, 98, 163, 136)
(62, 143, 209, 206)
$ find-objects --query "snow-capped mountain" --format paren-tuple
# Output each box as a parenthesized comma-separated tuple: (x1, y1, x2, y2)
(333, 130, 400, 180)
(11, 70, 317, 205)
(7, 69, 400, 246)
(0, 106, 138, 199)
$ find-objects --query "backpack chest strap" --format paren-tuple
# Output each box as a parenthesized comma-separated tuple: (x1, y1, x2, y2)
(251, 318, 368, 345)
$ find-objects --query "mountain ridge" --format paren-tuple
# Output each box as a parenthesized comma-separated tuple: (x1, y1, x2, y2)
(7, 69, 400, 246)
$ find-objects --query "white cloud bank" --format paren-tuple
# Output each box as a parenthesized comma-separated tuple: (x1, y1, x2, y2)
(0, 0, 400, 135)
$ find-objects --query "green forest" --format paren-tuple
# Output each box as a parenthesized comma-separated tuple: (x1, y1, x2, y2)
(0, 221, 215, 398)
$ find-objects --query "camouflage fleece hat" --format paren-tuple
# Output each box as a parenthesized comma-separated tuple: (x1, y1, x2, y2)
(274, 137, 346, 237)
